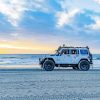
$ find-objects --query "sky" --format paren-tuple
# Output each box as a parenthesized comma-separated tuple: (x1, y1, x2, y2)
(0, 0, 100, 54)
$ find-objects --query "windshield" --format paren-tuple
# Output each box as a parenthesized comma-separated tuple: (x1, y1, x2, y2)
(55, 50, 59, 54)
(55, 46, 62, 54)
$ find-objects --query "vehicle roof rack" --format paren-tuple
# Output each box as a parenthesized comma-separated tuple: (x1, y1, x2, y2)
(58, 45, 89, 49)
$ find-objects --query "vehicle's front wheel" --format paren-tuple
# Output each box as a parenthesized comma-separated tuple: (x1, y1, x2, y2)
(43, 60, 55, 71)
(78, 60, 90, 71)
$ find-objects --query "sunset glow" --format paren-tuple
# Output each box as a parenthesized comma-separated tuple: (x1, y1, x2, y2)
(0, 0, 100, 54)
(0, 39, 56, 54)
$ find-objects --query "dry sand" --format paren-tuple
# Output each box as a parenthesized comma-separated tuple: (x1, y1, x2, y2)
(0, 67, 100, 100)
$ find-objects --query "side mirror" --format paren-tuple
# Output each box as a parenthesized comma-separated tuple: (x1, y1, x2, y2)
(57, 52, 61, 56)
(58, 53, 61, 56)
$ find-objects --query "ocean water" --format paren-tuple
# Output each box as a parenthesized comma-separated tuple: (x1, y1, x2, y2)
(0, 54, 100, 68)
(0, 54, 47, 65)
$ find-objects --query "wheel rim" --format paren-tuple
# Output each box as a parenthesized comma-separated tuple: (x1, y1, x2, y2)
(44, 62, 53, 70)
(80, 62, 89, 70)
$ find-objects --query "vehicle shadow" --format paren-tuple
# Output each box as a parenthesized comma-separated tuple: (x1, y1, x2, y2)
(0, 68, 100, 72)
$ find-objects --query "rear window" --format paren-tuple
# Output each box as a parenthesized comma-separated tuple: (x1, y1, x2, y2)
(80, 49, 88, 55)
(70, 49, 79, 54)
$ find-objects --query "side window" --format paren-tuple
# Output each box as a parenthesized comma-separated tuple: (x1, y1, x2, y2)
(61, 49, 69, 55)
(70, 49, 78, 54)
(80, 49, 88, 55)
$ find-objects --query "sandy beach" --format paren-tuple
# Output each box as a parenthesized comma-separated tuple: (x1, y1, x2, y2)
(0, 66, 100, 100)
(0, 0, 100, 99)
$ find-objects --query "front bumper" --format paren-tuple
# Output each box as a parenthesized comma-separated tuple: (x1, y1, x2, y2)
(39, 58, 44, 65)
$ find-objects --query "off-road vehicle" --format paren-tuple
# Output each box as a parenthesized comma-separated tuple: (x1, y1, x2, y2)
(39, 45, 93, 71)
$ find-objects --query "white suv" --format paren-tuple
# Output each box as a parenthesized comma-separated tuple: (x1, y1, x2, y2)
(39, 45, 93, 71)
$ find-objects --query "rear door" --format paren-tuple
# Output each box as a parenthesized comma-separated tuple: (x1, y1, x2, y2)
(69, 49, 79, 64)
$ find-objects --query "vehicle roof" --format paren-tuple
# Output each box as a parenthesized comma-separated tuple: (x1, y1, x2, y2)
(58, 46, 89, 49)
(57, 46, 89, 52)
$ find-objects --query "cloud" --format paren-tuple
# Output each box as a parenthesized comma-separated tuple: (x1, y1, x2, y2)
(29, 0, 50, 12)
(0, 0, 26, 27)
(0, 0, 49, 27)
(86, 17, 100, 30)
(57, 0, 100, 13)
(55, 0, 100, 32)
(94, 0, 100, 4)
(10, 33, 19, 37)
(56, 9, 80, 28)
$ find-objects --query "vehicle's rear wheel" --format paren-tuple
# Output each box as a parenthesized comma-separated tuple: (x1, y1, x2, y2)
(78, 60, 90, 71)
(43, 60, 55, 71)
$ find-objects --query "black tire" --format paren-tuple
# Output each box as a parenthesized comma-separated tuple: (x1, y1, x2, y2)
(78, 60, 90, 71)
(73, 66, 79, 70)
(43, 60, 55, 71)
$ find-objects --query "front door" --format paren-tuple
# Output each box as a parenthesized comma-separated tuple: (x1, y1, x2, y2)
(57, 49, 72, 64)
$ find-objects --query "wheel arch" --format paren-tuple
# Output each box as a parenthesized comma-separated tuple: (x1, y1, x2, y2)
(78, 58, 90, 65)
(43, 58, 55, 64)
(79, 58, 89, 63)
